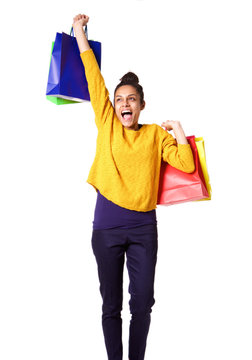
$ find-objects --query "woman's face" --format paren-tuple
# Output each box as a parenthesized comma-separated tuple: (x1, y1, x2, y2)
(114, 85, 145, 131)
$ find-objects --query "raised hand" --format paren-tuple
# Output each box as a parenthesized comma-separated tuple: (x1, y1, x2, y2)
(73, 14, 89, 29)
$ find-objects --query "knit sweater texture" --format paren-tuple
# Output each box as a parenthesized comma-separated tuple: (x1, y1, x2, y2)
(80, 49, 195, 212)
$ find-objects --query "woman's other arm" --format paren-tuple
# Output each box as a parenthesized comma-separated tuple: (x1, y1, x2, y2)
(160, 121, 195, 173)
(161, 120, 188, 144)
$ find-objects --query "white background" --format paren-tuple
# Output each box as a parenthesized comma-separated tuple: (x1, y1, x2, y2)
(1, 0, 251, 359)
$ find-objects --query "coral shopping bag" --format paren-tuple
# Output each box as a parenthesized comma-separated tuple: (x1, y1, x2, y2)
(157, 136, 209, 206)
(46, 26, 101, 104)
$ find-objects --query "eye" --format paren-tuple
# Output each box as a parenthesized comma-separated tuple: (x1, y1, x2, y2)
(129, 97, 136, 101)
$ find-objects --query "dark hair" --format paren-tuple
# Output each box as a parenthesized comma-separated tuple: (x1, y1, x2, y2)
(114, 72, 144, 105)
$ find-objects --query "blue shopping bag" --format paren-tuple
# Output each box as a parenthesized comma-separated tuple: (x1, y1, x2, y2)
(46, 26, 101, 103)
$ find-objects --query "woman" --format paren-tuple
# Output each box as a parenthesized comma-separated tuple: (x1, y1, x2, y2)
(73, 14, 195, 360)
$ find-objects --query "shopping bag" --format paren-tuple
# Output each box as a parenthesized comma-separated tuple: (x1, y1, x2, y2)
(157, 135, 209, 206)
(46, 41, 77, 104)
(195, 137, 212, 200)
(46, 26, 101, 104)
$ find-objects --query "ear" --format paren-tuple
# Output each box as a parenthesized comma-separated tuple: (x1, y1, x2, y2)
(140, 101, 145, 111)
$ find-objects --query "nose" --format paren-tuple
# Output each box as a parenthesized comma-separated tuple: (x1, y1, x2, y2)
(122, 98, 130, 106)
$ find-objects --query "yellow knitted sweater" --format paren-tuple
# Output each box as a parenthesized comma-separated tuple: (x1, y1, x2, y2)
(80, 49, 195, 212)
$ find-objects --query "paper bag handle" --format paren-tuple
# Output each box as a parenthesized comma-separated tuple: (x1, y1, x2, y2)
(70, 25, 88, 39)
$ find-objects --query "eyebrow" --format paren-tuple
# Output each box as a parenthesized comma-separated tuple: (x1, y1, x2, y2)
(115, 93, 137, 97)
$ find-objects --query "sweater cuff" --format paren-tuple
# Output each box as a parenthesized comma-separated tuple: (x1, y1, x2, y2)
(177, 143, 192, 150)
(80, 48, 93, 59)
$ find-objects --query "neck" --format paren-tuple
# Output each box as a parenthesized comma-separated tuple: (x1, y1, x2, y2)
(125, 124, 139, 131)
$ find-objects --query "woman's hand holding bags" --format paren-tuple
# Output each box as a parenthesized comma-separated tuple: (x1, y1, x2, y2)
(157, 135, 211, 206)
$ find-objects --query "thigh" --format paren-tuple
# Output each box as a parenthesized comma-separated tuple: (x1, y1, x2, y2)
(92, 228, 127, 266)
(126, 225, 158, 309)
(92, 229, 127, 307)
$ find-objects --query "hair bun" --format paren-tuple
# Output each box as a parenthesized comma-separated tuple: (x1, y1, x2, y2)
(114, 71, 144, 105)
(120, 72, 139, 84)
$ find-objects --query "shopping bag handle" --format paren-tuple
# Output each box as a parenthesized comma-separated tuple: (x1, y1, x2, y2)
(70, 25, 88, 39)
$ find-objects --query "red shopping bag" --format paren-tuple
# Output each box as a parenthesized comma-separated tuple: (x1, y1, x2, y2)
(157, 136, 209, 205)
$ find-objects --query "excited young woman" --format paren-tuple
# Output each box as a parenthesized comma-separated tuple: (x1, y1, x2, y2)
(73, 13, 195, 360)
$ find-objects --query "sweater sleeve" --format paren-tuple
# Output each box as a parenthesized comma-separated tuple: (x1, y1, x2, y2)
(161, 129, 195, 173)
(80, 49, 114, 129)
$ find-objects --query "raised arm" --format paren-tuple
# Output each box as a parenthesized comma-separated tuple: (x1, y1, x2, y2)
(73, 14, 90, 53)
(72, 14, 113, 129)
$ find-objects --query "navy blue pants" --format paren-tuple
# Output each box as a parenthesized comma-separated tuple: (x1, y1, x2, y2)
(91, 224, 158, 360)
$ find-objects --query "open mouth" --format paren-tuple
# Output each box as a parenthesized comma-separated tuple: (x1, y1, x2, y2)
(121, 110, 133, 121)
